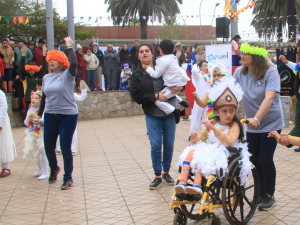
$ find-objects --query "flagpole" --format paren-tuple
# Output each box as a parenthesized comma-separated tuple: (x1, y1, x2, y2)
(46, 0, 54, 50)
(67, 0, 75, 49)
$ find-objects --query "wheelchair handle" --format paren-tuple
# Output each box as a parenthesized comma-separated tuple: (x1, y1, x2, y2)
(240, 119, 249, 124)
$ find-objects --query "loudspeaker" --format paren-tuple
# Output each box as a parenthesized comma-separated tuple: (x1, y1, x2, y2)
(216, 17, 230, 38)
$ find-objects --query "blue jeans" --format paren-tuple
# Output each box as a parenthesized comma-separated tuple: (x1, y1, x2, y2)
(145, 114, 176, 176)
(86, 69, 96, 90)
(43, 113, 78, 179)
(2, 69, 12, 81)
(247, 130, 281, 196)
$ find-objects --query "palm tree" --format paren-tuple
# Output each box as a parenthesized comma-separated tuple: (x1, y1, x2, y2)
(104, 0, 182, 39)
(251, 0, 300, 42)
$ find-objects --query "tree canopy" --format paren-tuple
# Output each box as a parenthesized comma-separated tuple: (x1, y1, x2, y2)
(0, 0, 96, 44)
(104, 0, 183, 39)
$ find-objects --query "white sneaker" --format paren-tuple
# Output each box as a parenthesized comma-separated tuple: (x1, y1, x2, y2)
(38, 174, 49, 180)
(34, 170, 43, 177)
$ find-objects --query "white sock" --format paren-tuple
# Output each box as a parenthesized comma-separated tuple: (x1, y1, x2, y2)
(2, 163, 9, 170)
(41, 155, 49, 175)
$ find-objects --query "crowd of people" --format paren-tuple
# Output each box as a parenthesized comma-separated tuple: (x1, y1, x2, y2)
(1, 35, 299, 217)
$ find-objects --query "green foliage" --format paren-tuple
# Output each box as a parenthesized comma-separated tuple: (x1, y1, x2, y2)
(104, 0, 183, 39)
(156, 18, 191, 40)
(0, 0, 95, 44)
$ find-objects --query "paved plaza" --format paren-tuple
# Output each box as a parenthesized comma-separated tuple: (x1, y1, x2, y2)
(0, 115, 300, 225)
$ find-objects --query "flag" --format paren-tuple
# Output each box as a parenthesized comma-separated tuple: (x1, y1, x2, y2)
(18, 16, 24, 24)
(184, 52, 197, 108)
(25, 17, 29, 24)
(12, 17, 16, 24)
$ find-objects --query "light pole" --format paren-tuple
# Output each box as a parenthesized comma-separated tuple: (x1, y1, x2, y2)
(67, 0, 75, 49)
(210, 3, 220, 44)
(199, 0, 204, 40)
(46, 0, 54, 50)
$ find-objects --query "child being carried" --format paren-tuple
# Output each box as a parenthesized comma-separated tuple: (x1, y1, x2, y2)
(143, 39, 190, 123)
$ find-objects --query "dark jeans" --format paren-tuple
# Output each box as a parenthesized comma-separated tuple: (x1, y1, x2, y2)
(145, 114, 176, 176)
(106, 69, 119, 90)
(43, 113, 78, 179)
(2, 69, 12, 81)
(247, 130, 281, 196)
(86, 69, 96, 90)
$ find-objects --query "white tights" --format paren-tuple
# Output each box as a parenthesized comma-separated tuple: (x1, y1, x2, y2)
(37, 153, 48, 175)
(2, 163, 9, 170)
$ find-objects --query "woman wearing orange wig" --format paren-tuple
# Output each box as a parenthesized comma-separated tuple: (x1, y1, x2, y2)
(36, 37, 78, 190)
(20, 45, 47, 111)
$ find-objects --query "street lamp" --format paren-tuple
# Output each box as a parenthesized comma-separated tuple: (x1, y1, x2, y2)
(199, 0, 204, 40)
(210, 3, 220, 44)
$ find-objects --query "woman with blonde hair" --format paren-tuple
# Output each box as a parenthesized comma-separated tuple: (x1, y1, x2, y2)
(195, 45, 206, 64)
(37, 37, 78, 190)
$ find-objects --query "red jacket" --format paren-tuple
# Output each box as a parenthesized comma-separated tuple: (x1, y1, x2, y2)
(76, 51, 86, 74)
(0, 58, 4, 76)
(33, 47, 43, 66)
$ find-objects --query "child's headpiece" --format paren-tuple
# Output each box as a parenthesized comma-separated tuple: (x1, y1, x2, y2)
(208, 76, 243, 109)
(25, 64, 40, 72)
(123, 63, 129, 68)
(46, 50, 70, 68)
(240, 42, 268, 58)
(30, 90, 42, 99)
(209, 61, 229, 76)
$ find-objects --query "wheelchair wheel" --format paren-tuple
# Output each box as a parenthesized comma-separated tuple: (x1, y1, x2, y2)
(180, 204, 208, 221)
(208, 214, 221, 225)
(173, 208, 187, 225)
(222, 157, 259, 225)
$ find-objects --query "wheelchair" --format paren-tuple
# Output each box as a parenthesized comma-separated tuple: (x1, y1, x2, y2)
(169, 120, 259, 225)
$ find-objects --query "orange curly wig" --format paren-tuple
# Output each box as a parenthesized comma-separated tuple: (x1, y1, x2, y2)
(25, 65, 40, 72)
(46, 50, 70, 68)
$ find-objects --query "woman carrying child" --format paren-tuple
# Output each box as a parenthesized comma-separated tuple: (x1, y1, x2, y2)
(175, 76, 253, 195)
(23, 91, 49, 179)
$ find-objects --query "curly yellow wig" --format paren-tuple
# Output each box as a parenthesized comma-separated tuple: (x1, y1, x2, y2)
(46, 50, 70, 68)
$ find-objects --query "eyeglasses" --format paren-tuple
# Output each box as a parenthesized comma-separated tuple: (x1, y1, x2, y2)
(139, 49, 151, 54)
(241, 53, 250, 56)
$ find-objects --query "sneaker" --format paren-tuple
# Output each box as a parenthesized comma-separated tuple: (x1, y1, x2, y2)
(294, 147, 300, 152)
(258, 194, 275, 211)
(162, 173, 175, 186)
(186, 185, 203, 195)
(38, 174, 49, 180)
(61, 178, 74, 190)
(149, 177, 162, 190)
(175, 183, 186, 194)
(48, 167, 61, 184)
(34, 169, 43, 177)
(251, 194, 263, 206)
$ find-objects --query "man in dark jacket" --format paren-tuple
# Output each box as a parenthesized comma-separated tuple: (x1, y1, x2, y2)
(119, 44, 131, 66)
(129, 40, 139, 71)
(104, 44, 119, 90)
(92, 43, 104, 91)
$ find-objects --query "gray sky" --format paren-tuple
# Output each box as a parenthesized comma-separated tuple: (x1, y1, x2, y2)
(53, 0, 263, 41)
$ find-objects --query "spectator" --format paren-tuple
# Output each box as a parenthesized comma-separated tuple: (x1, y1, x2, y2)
(0, 51, 4, 77)
(195, 45, 206, 64)
(119, 44, 131, 64)
(33, 38, 45, 66)
(54, 44, 59, 50)
(104, 44, 119, 90)
(15, 41, 33, 69)
(173, 42, 183, 60)
(91, 43, 104, 91)
(0, 38, 14, 82)
(179, 46, 191, 67)
(84, 47, 99, 91)
(9, 41, 16, 51)
(75, 44, 86, 91)
(28, 41, 35, 55)
(231, 35, 241, 66)
(154, 44, 161, 59)
(130, 40, 139, 71)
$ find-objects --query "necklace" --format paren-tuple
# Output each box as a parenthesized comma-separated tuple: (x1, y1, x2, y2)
(200, 71, 212, 84)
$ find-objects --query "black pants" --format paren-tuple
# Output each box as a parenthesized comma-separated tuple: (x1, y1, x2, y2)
(25, 101, 31, 112)
(106, 69, 119, 90)
(247, 130, 281, 196)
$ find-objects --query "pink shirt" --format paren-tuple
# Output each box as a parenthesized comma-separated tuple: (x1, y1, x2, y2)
(231, 40, 241, 57)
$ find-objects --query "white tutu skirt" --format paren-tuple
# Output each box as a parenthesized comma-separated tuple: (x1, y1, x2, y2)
(23, 129, 45, 162)
(0, 115, 17, 164)
(177, 141, 253, 186)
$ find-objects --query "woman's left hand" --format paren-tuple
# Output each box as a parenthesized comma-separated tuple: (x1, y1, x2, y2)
(64, 36, 73, 47)
(170, 86, 183, 94)
(247, 118, 259, 129)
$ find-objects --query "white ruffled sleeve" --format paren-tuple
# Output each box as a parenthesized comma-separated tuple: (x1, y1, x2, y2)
(74, 89, 87, 102)
(0, 90, 8, 127)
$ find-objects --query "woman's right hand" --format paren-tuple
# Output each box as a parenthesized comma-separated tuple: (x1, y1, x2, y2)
(157, 91, 167, 102)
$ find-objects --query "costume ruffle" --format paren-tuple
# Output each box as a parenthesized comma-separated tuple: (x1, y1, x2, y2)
(23, 129, 45, 162)
(0, 115, 17, 163)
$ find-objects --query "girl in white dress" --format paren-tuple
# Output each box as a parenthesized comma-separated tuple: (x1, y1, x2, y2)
(0, 79, 17, 178)
(23, 91, 49, 179)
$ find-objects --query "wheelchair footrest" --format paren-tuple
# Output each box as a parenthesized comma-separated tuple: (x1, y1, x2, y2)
(175, 193, 202, 202)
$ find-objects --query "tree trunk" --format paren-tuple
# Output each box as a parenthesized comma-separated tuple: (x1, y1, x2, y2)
(140, 16, 148, 39)
(287, 0, 297, 40)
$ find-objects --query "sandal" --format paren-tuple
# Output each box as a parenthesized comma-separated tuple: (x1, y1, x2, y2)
(0, 169, 11, 178)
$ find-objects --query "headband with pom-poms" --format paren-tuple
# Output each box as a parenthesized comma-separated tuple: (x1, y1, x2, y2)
(25, 65, 40, 72)
(46, 50, 70, 68)
(30, 90, 42, 99)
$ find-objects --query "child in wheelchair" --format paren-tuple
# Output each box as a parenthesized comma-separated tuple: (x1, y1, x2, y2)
(175, 76, 253, 196)
(120, 63, 132, 90)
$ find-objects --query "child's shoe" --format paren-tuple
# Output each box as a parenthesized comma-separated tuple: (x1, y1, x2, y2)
(38, 174, 49, 180)
(186, 185, 203, 195)
(175, 183, 186, 194)
(34, 169, 43, 177)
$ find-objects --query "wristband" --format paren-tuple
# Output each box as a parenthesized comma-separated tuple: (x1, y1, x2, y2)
(253, 117, 260, 126)
(67, 45, 73, 48)
(156, 93, 159, 100)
